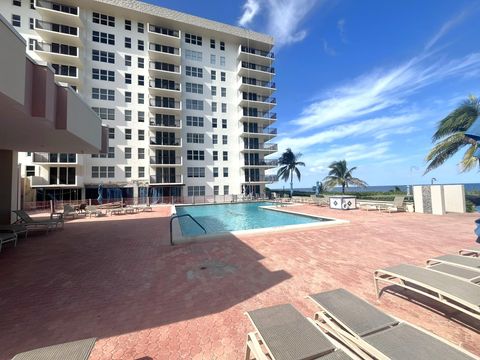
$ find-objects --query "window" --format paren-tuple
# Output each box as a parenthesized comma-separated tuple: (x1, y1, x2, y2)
(212, 118, 217, 128)
(125, 91, 131, 103)
(92, 68, 115, 81)
(187, 150, 205, 160)
(187, 133, 204, 144)
(138, 148, 145, 159)
(108, 166, 115, 178)
(186, 116, 204, 127)
(222, 119, 227, 129)
(138, 111, 145, 122)
(26, 166, 35, 176)
(210, 39, 215, 49)
(125, 166, 132, 177)
(221, 72, 226, 81)
(138, 129, 145, 141)
(51, 64, 77, 77)
(223, 151, 228, 161)
(185, 66, 203, 78)
(137, 40, 144, 51)
(138, 167, 145, 177)
(29, 17, 33, 29)
(187, 167, 205, 178)
(211, 86, 217, 96)
(220, 56, 225, 66)
(214, 186, 219, 195)
(92, 88, 115, 101)
(92, 107, 115, 121)
(186, 99, 204, 110)
(138, 22, 144, 33)
(222, 103, 227, 113)
(223, 167, 228, 177)
(223, 185, 229, 195)
(92, 50, 114, 63)
(212, 102, 217, 112)
(138, 75, 144, 86)
(210, 54, 216, 65)
(125, 147, 131, 159)
(124, 109, 132, 121)
(91, 166, 114, 178)
(138, 57, 144, 68)
(185, 33, 202, 46)
(125, 55, 131, 66)
(185, 50, 202, 61)
(13, 0, 21, 6)
(108, 128, 115, 139)
(187, 186, 205, 196)
(108, 146, 115, 158)
(93, 12, 115, 27)
(212, 134, 218, 144)
(213, 151, 218, 161)
(125, 129, 132, 140)
(220, 41, 225, 51)
(222, 135, 228, 145)
(221, 87, 226, 97)
(92, 31, 115, 45)
(185, 82, 203, 94)
(211, 70, 216, 80)
(12, 15, 20, 27)
(138, 93, 144, 104)
(213, 167, 218, 177)
(125, 73, 132, 84)
(91, 167, 98, 178)
(125, 19, 131, 31)
(125, 37, 131, 48)
(28, 38, 35, 51)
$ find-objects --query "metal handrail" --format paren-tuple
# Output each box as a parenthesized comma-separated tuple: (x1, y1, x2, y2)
(170, 214, 206, 245)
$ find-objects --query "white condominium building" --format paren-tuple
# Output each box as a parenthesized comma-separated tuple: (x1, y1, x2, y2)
(1, 0, 277, 202)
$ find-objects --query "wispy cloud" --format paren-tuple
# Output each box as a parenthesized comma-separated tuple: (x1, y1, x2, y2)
(238, 0, 261, 27)
(322, 39, 336, 56)
(424, 8, 471, 51)
(337, 18, 347, 43)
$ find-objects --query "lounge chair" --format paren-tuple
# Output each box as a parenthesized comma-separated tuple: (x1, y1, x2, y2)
(427, 263, 480, 283)
(85, 205, 105, 218)
(381, 195, 405, 213)
(62, 204, 77, 220)
(374, 264, 480, 320)
(13, 210, 63, 232)
(427, 254, 480, 270)
(245, 303, 358, 360)
(308, 288, 479, 360)
(12, 337, 96, 360)
(0, 224, 28, 239)
(0, 232, 17, 253)
(459, 247, 480, 257)
(358, 203, 379, 211)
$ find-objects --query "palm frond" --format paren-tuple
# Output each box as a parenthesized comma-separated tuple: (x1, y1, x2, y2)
(424, 133, 469, 174)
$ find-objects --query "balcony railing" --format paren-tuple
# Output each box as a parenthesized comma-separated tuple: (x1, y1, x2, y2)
(149, 137, 182, 146)
(33, 152, 77, 163)
(149, 118, 181, 128)
(244, 127, 278, 135)
(150, 175, 182, 184)
(149, 43, 180, 55)
(148, 24, 179, 38)
(241, 77, 276, 89)
(265, 175, 279, 182)
(243, 109, 277, 120)
(240, 46, 274, 59)
(149, 79, 181, 91)
(35, 19, 78, 36)
(242, 93, 276, 104)
(149, 62, 180, 73)
(244, 143, 278, 151)
(244, 175, 278, 182)
(36, 0, 78, 15)
(150, 156, 182, 165)
(244, 159, 278, 166)
(150, 98, 181, 109)
(35, 41, 78, 56)
(241, 61, 275, 74)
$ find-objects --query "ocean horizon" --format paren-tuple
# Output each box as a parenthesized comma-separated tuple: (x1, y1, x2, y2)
(270, 183, 480, 193)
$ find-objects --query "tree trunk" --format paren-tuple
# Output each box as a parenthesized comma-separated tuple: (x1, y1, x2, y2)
(342, 184, 345, 194)
(290, 170, 293, 198)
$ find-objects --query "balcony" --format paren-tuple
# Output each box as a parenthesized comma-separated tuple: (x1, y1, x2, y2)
(149, 117, 181, 129)
(239, 45, 274, 60)
(51, 64, 80, 85)
(149, 137, 182, 148)
(32, 152, 77, 164)
(150, 175, 183, 185)
(149, 61, 181, 80)
(34, 19, 81, 46)
(149, 97, 181, 114)
(148, 78, 181, 97)
(147, 24, 180, 47)
(238, 61, 275, 81)
(242, 175, 278, 184)
(240, 93, 276, 110)
(148, 43, 181, 64)
(242, 126, 277, 138)
(34, 41, 80, 66)
(242, 159, 278, 168)
(241, 108, 277, 124)
(149, 156, 182, 166)
(242, 143, 278, 153)
(239, 77, 276, 95)
(35, 0, 81, 26)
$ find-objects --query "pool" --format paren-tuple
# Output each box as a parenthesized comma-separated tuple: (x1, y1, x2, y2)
(175, 202, 334, 237)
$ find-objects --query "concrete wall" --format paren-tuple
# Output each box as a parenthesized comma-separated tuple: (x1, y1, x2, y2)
(413, 184, 466, 215)
(444, 184, 466, 213)
(0, 150, 20, 224)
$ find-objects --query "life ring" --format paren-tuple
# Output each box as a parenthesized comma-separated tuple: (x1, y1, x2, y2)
(342, 202, 349, 210)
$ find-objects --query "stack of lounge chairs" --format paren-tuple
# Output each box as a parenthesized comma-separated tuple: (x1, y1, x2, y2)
(13, 210, 63, 233)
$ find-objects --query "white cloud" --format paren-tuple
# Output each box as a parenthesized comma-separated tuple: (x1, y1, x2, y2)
(322, 39, 336, 56)
(337, 18, 347, 43)
(424, 8, 470, 51)
(238, 0, 261, 27)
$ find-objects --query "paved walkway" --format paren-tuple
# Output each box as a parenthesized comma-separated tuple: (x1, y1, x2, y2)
(0, 205, 478, 359)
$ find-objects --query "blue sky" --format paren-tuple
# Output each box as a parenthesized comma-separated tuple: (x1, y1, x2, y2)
(148, 0, 480, 187)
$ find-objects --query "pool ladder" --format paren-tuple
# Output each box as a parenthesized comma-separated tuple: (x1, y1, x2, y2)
(169, 214, 206, 246)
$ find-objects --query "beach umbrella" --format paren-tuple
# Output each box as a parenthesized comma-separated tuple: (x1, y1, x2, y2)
(97, 183, 103, 204)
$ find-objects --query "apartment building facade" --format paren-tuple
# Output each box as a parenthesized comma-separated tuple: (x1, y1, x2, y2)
(1, 0, 277, 202)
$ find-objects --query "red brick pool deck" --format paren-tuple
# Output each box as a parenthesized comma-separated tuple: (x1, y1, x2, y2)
(0, 205, 479, 359)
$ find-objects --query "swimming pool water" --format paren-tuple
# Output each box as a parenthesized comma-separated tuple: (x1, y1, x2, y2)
(175, 202, 330, 237)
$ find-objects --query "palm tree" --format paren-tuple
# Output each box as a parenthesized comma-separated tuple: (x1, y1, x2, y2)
(277, 148, 305, 197)
(425, 95, 479, 174)
(323, 160, 367, 193)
